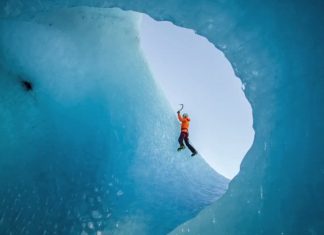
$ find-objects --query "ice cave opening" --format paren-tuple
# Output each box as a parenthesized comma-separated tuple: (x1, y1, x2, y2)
(139, 14, 254, 179)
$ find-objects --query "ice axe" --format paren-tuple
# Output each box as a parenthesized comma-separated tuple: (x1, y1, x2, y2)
(177, 104, 184, 113)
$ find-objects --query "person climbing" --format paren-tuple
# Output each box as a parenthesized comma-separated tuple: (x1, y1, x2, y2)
(177, 108, 198, 157)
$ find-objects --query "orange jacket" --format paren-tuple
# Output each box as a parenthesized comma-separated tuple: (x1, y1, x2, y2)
(178, 113, 190, 133)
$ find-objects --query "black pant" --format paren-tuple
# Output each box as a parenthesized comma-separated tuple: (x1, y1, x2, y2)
(178, 132, 197, 154)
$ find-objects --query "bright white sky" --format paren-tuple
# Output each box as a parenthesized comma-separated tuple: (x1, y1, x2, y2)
(139, 14, 254, 179)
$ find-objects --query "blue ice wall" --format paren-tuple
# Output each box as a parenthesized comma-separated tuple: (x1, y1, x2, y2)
(0, 7, 228, 235)
(0, 0, 323, 235)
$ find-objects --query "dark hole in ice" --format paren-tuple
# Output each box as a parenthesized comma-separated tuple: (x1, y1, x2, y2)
(21, 80, 33, 91)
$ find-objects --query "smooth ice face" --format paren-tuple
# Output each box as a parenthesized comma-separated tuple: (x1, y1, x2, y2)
(0, 7, 228, 235)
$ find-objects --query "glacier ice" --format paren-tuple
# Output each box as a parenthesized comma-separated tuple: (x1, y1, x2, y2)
(0, 0, 323, 235)
(0, 6, 228, 235)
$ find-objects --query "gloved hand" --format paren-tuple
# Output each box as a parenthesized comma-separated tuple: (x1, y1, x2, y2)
(177, 111, 180, 114)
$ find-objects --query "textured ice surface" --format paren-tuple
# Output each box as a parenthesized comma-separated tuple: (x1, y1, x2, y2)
(0, 0, 323, 235)
(0, 7, 228, 235)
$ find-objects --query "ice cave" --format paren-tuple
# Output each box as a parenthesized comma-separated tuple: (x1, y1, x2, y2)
(0, 0, 323, 235)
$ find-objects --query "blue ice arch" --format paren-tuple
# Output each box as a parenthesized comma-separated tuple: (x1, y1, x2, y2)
(0, 1, 323, 235)
(0, 6, 228, 235)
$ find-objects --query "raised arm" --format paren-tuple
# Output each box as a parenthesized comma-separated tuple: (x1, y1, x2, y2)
(177, 112, 183, 122)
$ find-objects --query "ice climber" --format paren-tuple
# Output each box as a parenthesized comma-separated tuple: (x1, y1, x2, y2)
(177, 108, 198, 157)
